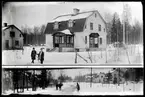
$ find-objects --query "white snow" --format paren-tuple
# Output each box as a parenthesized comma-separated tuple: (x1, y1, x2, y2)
(50, 11, 93, 22)
(2, 82, 143, 95)
(2, 44, 143, 65)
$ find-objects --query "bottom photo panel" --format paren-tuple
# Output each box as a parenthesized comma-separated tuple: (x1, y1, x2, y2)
(2, 67, 144, 95)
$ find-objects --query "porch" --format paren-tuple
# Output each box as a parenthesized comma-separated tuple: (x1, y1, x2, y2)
(52, 29, 74, 48)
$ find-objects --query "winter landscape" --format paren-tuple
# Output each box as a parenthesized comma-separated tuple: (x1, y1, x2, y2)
(2, 44, 143, 65)
(2, 1, 143, 95)
(2, 68, 144, 95)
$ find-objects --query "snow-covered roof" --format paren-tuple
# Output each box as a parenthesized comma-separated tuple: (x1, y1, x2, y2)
(50, 11, 93, 22)
(60, 29, 72, 35)
(2, 27, 8, 30)
(44, 10, 106, 34)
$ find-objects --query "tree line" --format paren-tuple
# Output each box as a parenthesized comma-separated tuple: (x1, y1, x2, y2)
(106, 4, 143, 45)
(21, 25, 46, 46)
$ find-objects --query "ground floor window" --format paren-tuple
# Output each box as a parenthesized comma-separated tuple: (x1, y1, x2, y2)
(15, 40, 19, 46)
(100, 38, 102, 44)
(53, 34, 74, 47)
(5, 40, 9, 49)
(89, 33, 99, 48)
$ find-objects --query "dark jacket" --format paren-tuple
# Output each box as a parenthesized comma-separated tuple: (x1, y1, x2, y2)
(76, 83, 80, 91)
(31, 50, 37, 60)
(38, 51, 44, 60)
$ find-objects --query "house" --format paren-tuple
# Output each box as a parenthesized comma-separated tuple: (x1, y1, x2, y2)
(44, 8, 107, 52)
(2, 23, 24, 50)
(110, 69, 126, 84)
(94, 72, 106, 83)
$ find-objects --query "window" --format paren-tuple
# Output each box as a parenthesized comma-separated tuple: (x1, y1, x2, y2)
(85, 25, 86, 29)
(55, 36, 59, 43)
(62, 36, 64, 43)
(104, 28, 105, 32)
(71, 37, 74, 44)
(98, 24, 101, 31)
(95, 13, 97, 17)
(15, 40, 19, 46)
(100, 38, 102, 44)
(54, 22, 59, 30)
(85, 36, 87, 44)
(68, 20, 73, 27)
(10, 31, 15, 37)
(59, 36, 62, 43)
(20, 34, 21, 37)
(90, 23, 93, 30)
(6, 40, 9, 48)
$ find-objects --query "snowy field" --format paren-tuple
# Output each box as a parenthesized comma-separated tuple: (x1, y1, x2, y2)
(3, 81, 143, 95)
(2, 44, 143, 65)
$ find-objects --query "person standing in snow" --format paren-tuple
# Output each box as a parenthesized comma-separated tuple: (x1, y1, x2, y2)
(76, 82, 80, 92)
(58, 81, 63, 90)
(55, 80, 59, 90)
(38, 48, 44, 64)
(31, 48, 37, 63)
(113, 76, 117, 84)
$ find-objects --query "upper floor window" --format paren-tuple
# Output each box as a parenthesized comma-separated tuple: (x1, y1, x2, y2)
(20, 34, 21, 37)
(85, 36, 87, 44)
(68, 19, 74, 28)
(90, 22, 93, 30)
(10, 31, 15, 37)
(95, 13, 97, 17)
(98, 24, 101, 31)
(54, 22, 59, 30)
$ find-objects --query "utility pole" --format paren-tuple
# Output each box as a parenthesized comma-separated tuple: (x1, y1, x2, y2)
(123, 3, 126, 45)
(90, 67, 92, 87)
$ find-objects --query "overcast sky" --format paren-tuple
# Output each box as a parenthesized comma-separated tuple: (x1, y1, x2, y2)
(2, 2, 143, 29)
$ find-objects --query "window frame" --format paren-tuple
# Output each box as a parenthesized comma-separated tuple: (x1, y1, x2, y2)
(15, 40, 19, 46)
(95, 13, 97, 17)
(90, 22, 93, 30)
(85, 36, 87, 44)
(98, 24, 101, 31)
(68, 19, 74, 28)
(10, 31, 15, 37)
(100, 37, 102, 45)
(54, 21, 59, 30)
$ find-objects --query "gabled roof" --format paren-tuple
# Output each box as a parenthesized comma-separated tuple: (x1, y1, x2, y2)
(44, 10, 106, 34)
(44, 18, 86, 34)
(2, 25, 24, 36)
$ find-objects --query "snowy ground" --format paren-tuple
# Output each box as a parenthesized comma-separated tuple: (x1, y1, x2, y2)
(2, 44, 143, 65)
(2, 81, 143, 95)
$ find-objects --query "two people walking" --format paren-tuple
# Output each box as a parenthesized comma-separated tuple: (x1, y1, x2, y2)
(56, 80, 63, 91)
(31, 47, 44, 64)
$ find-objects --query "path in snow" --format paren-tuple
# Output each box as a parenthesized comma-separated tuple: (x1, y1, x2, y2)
(2, 82, 143, 95)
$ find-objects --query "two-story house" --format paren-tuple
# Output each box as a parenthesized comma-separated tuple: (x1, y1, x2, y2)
(44, 8, 107, 52)
(2, 23, 24, 50)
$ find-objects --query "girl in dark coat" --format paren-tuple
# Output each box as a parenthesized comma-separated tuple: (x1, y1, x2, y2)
(31, 48, 37, 63)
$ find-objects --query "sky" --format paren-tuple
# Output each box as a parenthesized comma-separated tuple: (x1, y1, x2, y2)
(2, 2, 143, 29)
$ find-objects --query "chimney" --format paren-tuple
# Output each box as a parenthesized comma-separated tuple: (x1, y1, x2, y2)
(4, 23, 7, 27)
(73, 8, 80, 15)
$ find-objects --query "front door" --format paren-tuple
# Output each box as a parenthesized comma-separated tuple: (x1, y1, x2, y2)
(5, 40, 9, 49)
